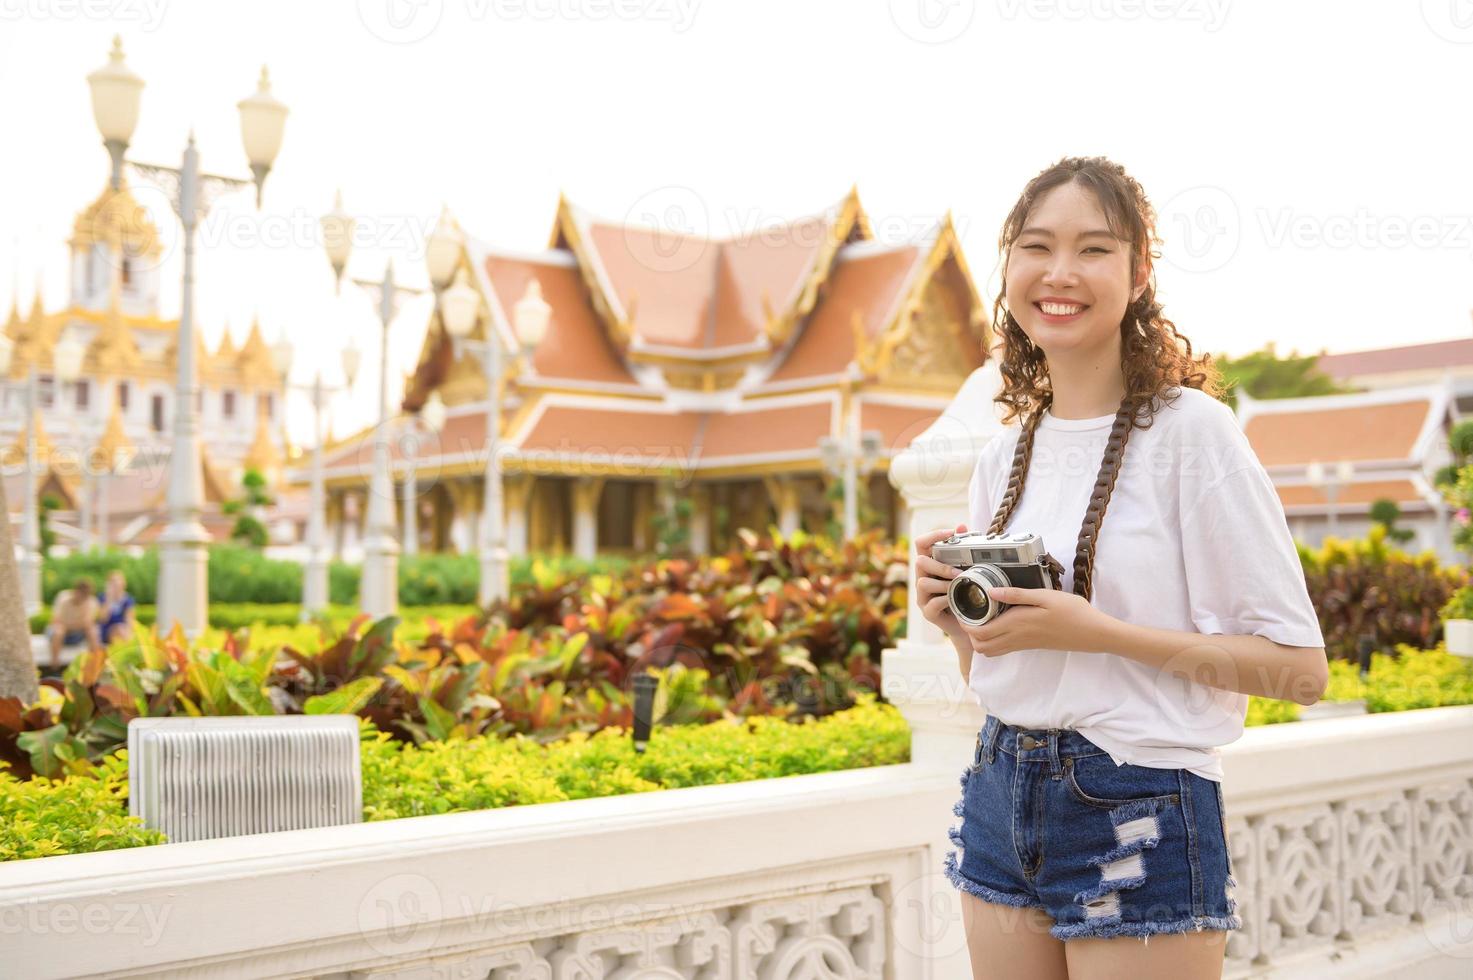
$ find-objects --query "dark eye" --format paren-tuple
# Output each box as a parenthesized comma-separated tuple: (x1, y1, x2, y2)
(1085, 246, 1111, 254)
(1022, 243, 1046, 251)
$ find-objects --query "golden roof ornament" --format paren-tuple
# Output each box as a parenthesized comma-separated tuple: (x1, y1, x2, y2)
(89, 300, 142, 373)
(3, 414, 54, 468)
(243, 402, 282, 479)
(237, 317, 277, 385)
(215, 328, 238, 361)
(93, 401, 134, 472)
(71, 178, 163, 258)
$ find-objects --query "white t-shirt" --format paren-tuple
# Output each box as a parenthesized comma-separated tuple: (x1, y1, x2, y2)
(964, 385, 1324, 782)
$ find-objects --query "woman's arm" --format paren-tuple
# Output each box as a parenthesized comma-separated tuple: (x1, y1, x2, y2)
(967, 586, 1328, 705)
(1097, 616, 1328, 706)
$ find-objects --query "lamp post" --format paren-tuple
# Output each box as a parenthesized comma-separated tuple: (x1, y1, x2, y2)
(88, 39, 287, 636)
(401, 391, 447, 557)
(52, 333, 87, 551)
(1307, 458, 1355, 542)
(819, 420, 883, 539)
(431, 256, 548, 606)
(323, 230, 422, 617)
(283, 341, 359, 620)
(0, 336, 42, 615)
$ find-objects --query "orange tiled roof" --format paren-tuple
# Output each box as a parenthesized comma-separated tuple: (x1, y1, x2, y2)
(1316, 338, 1473, 379)
(767, 245, 922, 383)
(1277, 479, 1427, 509)
(1243, 399, 1432, 466)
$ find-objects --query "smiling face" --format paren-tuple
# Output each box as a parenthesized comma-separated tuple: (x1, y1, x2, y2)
(1003, 180, 1147, 366)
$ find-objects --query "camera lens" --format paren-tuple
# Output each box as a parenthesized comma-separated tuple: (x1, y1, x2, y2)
(948, 565, 1010, 627)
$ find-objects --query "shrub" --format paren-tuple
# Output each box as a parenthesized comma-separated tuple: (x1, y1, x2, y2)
(1, 696, 907, 860)
(1299, 526, 1467, 662)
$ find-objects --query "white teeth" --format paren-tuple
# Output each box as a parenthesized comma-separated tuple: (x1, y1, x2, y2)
(1039, 302, 1085, 316)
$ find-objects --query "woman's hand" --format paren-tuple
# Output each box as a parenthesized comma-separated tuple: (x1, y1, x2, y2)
(913, 523, 970, 644)
(960, 586, 1118, 658)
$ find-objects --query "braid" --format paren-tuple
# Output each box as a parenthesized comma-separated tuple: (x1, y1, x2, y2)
(988, 397, 1049, 536)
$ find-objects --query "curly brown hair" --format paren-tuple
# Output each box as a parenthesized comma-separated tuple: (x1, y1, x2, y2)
(988, 156, 1224, 429)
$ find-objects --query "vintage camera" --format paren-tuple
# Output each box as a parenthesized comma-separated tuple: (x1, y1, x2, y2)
(930, 531, 1057, 627)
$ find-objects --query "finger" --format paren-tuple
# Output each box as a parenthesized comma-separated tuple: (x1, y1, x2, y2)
(917, 555, 961, 580)
(914, 524, 969, 554)
(916, 577, 949, 598)
(985, 586, 1044, 607)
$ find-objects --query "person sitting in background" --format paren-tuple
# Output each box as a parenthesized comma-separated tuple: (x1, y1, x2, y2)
(98, 570, 137, 645)
(45, 578, 101, 670)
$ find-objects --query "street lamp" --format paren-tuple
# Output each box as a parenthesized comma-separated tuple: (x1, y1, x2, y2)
(282, 338, 359, 620)
(323, 189, 423, 619)
(401, 390, 447, 557)
(1307, 458, 1355, 541)
(89, 38, 288, 636)
(52, 333, 87, 550)
(0, 334, 43, 615)
(434, 264, 548, 606)
(819, 423, 883, 539)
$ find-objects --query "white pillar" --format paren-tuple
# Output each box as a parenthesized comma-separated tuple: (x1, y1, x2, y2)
(688, 484, 711, 555)
(401, 458, 418, 557)
(156, 136, 213, 639)
(302, 376, 330, 620)
(504, 474, 533, 558)
(571, 477, 603, 561)
(882, 361, 1007, 769)
(17, 369, 42, 617)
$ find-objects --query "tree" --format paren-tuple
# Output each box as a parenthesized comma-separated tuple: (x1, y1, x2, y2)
(0, 474, 40, 704)
(1213, 343, 1356, 410)
(1368, 499, 1414, 545)
(222, 468, 274, 549)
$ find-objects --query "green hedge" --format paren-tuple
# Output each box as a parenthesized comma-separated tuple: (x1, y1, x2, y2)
(45, 549, 636, 608)
(0, 696, 906, 861)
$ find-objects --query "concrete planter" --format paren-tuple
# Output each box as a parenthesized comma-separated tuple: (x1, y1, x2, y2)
(1444, 618, 1473, 658)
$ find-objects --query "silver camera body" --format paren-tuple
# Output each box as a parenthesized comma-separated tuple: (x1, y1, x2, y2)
(930, 531, 1058, 627)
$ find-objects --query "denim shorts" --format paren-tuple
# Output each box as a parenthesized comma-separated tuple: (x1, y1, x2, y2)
(943, 714, 1242, 942)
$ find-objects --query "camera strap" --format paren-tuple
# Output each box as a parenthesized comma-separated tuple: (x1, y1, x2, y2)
(985, 394, 1141, 603)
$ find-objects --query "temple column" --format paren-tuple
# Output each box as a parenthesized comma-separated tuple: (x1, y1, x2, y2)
(447, 481, 479, 556)
(504, 473, 534, 557)
(632, 482, 651, 553)
(571, 476, 605, 561)
(764, 475, 803, 537)
(341, 489, 363, 561)
(688, 483, 711, 555)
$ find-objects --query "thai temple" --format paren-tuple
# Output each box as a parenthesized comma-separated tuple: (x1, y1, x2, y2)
(1, 179, 293, 550)
(302, 189, 990, 559)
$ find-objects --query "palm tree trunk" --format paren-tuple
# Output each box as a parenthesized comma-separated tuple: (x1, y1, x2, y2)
(0, 474, 40, 704)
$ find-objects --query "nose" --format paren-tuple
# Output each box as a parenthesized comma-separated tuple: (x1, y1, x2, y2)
(1042, 251, 1081, 287)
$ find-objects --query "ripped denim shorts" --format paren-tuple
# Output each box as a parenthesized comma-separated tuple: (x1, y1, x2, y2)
(943, 714, 1242, 942)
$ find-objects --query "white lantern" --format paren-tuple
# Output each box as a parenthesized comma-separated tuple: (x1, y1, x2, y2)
(425, 205, 463, 291)
(271, 336, 294, 375)
(421, 391, 447, 433)
(87, 36, 144, 147)
(54, 333, 87, 383)
(439, 268, 481, 340)
(321, 190, 355, 283)
(340, 343, 361, 388)
(238, 66, 288, 174)
(513, 278, 551, 350)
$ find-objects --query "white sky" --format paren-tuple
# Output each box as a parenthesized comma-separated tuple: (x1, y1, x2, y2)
(2, 0, 1472, 446)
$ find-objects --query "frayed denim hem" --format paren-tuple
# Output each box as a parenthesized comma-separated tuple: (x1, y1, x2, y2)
(942, 850, 1044, 910)
(1050, 912, 1242, 942)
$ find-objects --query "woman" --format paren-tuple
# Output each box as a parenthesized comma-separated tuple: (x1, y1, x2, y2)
(98, 570, 137, 646)
(915, 157, 1327, 979)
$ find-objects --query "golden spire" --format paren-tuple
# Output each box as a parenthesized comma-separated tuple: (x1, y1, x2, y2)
(89, 294, 142, 374)
(94, 398, 134, 472)
(215, 326, 238, 361)
(3, 413, 53, 467)
(236, 316, 276, 384)
(3, 270, 20, 340)
(243, 400, 282, 481)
